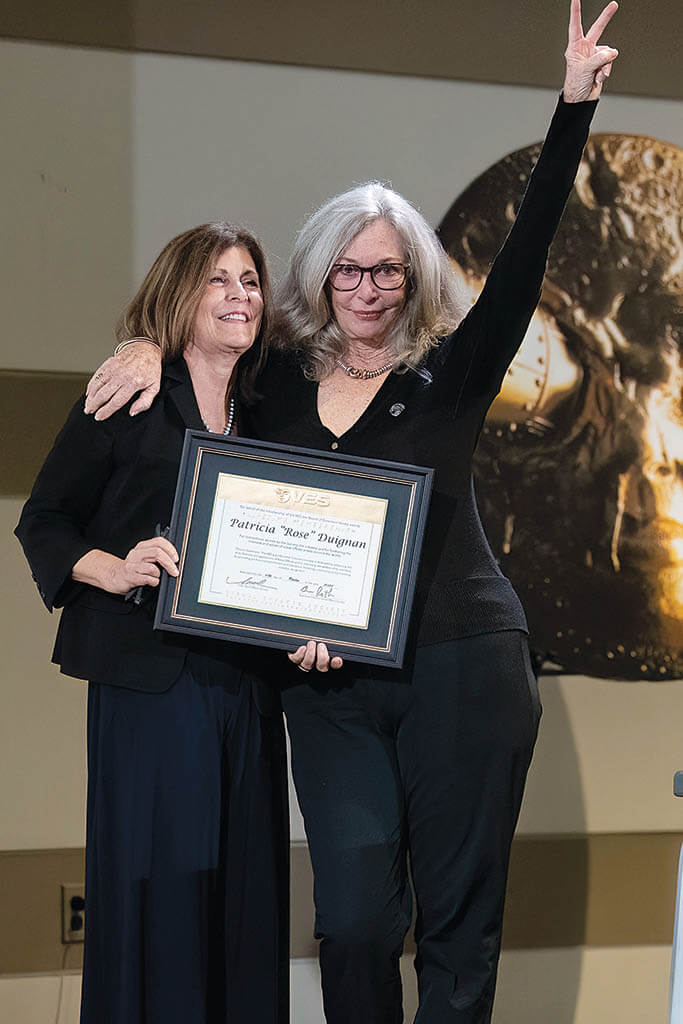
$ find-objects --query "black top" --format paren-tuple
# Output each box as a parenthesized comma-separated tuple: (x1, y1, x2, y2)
(247, 96, 597, 648)
(15, 358, 258, 690)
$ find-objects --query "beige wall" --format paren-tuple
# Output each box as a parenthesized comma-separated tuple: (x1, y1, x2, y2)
(1, 42, 134, 374)
(0, 501, 86, 850)
(1, 35, 682, 1024)
(1, 0, 680, 101)
(4, 39, 682, 376)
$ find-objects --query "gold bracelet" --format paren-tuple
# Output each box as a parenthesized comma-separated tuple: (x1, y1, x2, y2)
(113, 337, 159, 356)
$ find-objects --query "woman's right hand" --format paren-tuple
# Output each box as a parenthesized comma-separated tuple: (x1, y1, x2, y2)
(563, 0, 619, 102)
(288, 640, 344, 673)
(113, 537, 179, 592)
(72, 537, 179, 594)
(84, 341, 162, 420)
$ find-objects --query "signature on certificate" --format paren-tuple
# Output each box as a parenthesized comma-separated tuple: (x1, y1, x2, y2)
(226, 574, 270, 589)
(300, 583, 335, 600)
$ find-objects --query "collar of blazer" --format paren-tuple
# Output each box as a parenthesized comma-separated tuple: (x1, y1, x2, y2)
(163, 356, 205, 432)
(163, 355, 244, 435)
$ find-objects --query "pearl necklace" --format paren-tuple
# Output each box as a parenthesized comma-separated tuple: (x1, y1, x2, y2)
(335, 357, 394, 380)
(202, 396, 235, 435)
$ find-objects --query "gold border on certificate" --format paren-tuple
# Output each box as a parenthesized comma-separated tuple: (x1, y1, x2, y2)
(162, 439, 429, 662)
(196, 473, 387, 629)
(167, 444, 419, 651)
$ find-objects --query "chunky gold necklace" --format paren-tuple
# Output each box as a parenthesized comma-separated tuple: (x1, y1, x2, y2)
(335, 358, 394, 380)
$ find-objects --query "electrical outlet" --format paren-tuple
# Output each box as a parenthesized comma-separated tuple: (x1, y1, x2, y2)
(61, 883, 85, 943)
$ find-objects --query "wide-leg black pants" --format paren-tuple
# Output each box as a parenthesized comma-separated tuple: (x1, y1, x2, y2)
(81, 661, 289, 1024)
(282, 630, 541, 1024)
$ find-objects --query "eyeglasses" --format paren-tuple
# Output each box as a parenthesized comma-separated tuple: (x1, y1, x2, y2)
(328, 262, 410, 291)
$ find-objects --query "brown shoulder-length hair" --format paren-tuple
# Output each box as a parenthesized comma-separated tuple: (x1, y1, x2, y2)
(115, 222, 272, 403)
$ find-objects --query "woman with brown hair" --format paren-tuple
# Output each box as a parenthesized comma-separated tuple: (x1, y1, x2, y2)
(16, 223, 288, 1024)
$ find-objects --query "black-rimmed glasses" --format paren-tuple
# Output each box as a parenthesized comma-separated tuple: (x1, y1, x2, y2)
(328, 262, 410, 291)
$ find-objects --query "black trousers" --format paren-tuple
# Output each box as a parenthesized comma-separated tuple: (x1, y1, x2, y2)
(282, 630, 541, 1024)
(81, 662, 289, 1024)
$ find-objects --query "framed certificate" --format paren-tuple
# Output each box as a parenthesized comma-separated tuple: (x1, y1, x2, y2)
(155, 431, 433, 667)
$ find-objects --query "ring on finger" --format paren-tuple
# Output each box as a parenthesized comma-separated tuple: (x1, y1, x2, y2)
(297, 665, 311, 673)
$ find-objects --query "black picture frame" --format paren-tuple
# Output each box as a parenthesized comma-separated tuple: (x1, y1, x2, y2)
(155, 431, 433, 667)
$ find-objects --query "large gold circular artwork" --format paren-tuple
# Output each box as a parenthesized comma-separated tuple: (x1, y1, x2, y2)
(438, 133, 682, 680)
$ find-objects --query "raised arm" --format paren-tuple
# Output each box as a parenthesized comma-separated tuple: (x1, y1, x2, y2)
(447, 0, 618, 404)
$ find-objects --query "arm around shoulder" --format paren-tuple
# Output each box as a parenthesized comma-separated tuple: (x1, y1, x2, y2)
(84, 339, 162, 420)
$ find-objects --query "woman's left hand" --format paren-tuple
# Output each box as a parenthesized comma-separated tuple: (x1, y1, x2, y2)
(84, 342, 162, 420)
(288, 640, 344, 673)
(563, 0, 619, 103)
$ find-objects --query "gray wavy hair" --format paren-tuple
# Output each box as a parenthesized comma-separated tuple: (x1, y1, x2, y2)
(274, 182, 467, 380)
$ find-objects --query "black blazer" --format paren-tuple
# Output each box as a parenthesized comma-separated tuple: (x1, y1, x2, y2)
(15, 358, 256, 691)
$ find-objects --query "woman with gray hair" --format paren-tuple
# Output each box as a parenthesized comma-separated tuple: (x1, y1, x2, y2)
(276, 179, 464, 381)
(84, 4, 619, 1019)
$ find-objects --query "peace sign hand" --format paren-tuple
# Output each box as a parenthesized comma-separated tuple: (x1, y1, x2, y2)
(564, 0, 619, 103)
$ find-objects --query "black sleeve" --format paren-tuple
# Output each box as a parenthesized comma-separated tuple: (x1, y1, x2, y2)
(15, 398, 117, 611)
(450, 94, 597, 410)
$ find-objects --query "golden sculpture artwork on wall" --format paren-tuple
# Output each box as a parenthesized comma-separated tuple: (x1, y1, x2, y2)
(438, 133, 682, 680)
